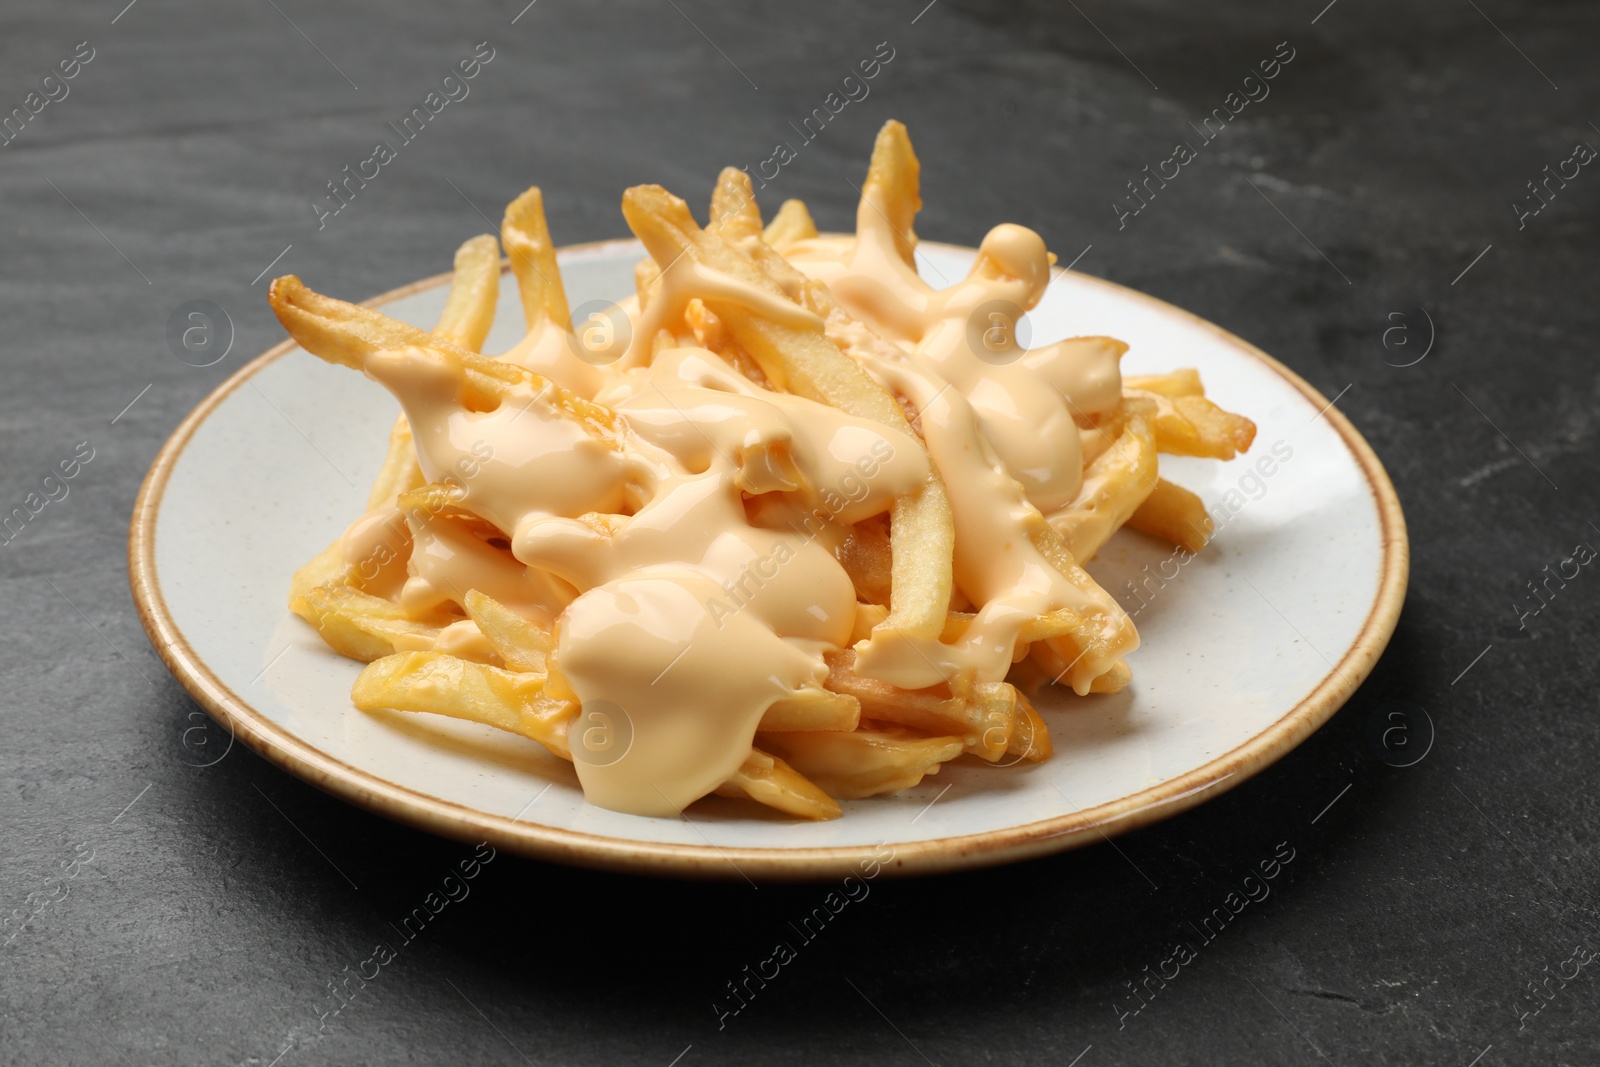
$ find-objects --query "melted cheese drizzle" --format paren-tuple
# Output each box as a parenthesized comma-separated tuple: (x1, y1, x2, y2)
(780, 208, 1133, 691)
(336, 212, 1135, 816)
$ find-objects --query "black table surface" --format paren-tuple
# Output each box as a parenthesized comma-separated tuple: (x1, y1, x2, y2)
(4, 1, 1597, 1063)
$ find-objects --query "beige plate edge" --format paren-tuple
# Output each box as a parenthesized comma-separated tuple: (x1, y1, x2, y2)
(127, 238, 1410, 882)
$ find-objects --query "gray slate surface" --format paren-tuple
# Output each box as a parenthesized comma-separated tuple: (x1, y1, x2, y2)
(2, 0, 1597, 1064)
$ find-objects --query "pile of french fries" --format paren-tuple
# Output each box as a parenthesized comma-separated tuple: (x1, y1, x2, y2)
(269, 122, 1255, 821)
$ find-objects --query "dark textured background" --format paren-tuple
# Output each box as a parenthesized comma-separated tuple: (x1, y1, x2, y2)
(3, 0, 1597, 1063)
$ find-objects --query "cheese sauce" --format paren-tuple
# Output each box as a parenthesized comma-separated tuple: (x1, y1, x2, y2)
(335, 216, 1135, 816)
(782, 222, 1135, 692)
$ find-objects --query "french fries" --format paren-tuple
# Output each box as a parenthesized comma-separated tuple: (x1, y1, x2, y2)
(762, 199, 819, 250)
(434, 234, 501, 351)
(275, 120, 1259, 823)
(759, 687, 863, 733)
(269, 275, 619, 442)
(622, 182, 956, 647)
(859, 119, 922, 267)
(759, 729, 965, 800)
(715, 749, 842, 820)
(353, 651, 576, 759)
(1127, 478, 1214, 554)
(1048, 407, 1160, 562)
(462, 589, 551, 673)
(1132, 389, 1257, 460)
(824, 650, 1047, 763)
(295, 585, 439, 664)
(502, 186, 570, 329)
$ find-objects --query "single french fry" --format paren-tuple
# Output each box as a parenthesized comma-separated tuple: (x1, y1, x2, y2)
(1170, 394, 1256, 458)
(1047, 410, 1160, 562)
(1123, 369, 1203, 398)
(758, 687, 861, 733)
(715, 748, 842, 820)
(709, 166, 763, 242)
(463, 589, 551, 673)
(289, 503, 410, 612)
(1127, 477, 1213, 553)
(859, 120, 922, 267)
(269, 276, 621, 445)
(395, 483, 504, 536)
(295, 584, 440, 663)
(353, 651, 575, 759)
(270, 274, 484, 375)
(633, 256, 661, 314)
(288, 538, 355, 610)
(434, 234, 501, 351)
(762, 199, 818, 249)
(269, 276, 516, 409)
(1090, 659, 1132, 693)
(1015, 608, 1087, 645)
(759, 728, 964, 800)
(1126, 389, 1257, 460)
(361, 233, 500, 518)
(353, 240, 500, 535)
(501, 186, 570, 329)
(836, 519, 893, 606)
(1012, 691, 1052, 761)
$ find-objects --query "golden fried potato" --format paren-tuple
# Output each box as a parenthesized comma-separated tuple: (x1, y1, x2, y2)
(463, 589, 551, 673)
(759, 687, 862, 733)
(859, 120, 922, 267)
(759, 728, 964, 800)
(1127, 389, 1257, 460)
(1123, 369, 1203, 397)
(434, 234, 501, 351)
(353, 651, 576, 759)
(294, 585, 440, 663)
(715, 748, 842, 820)
(762, 199, 819, 250)
(502, 186, 570, 329)
(824, 651, 1045, 762)
(1127, 477, 1213, 553)
(1048, 408, 1159, 562)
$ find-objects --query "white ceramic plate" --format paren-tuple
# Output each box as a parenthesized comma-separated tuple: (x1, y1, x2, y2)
(131, 239, 1407, 880)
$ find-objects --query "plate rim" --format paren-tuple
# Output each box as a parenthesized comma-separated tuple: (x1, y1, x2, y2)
(128, 237, 1409, 881)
